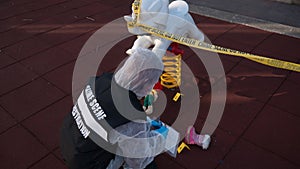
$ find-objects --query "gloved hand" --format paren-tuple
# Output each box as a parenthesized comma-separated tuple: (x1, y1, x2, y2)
(151, 120, 163, 129)
(154, 125, 169, 139)
(144, 105, 153, 115)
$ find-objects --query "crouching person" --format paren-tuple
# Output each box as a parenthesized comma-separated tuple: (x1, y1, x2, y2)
(60, 48, 168, 169)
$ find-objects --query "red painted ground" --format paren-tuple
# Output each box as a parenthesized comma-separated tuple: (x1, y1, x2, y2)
(0, 0, 299, 168)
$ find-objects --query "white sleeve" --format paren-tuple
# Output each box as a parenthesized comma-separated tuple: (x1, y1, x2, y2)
(108, 121, 166, 169)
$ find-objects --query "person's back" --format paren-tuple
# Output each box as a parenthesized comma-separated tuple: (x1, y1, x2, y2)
(60, 48, 167, 169)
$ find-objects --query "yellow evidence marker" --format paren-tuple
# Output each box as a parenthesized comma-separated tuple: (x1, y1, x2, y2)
(177, 142, 191, 154)
(173, 92, 182, 102)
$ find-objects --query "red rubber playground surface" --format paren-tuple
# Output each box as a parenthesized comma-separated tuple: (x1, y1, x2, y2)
(0, 0, 299, 169)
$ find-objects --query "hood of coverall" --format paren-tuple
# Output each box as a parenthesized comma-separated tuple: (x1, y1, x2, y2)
(114, 47, 164, 98)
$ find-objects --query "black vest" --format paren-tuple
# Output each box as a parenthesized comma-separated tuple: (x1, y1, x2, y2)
(60, 73, 146, 169)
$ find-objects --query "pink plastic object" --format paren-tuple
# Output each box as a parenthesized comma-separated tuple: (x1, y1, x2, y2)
(185, 126, 211, 150)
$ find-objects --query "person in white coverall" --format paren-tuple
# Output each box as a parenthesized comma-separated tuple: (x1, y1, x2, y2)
(60, 48, 168, 169)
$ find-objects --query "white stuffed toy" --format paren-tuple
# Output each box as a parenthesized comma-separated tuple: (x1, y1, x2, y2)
(124, 0, 205, 58)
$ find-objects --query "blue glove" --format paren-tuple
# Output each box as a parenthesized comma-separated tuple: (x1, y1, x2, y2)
(151, 120, 163, 129)
(154, 125, 169, 139)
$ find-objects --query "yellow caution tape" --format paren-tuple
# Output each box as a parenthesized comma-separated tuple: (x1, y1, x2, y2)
(128, 0, 141, 27)
(177, 142, 191, 154)
(128, 0, 300, 73)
